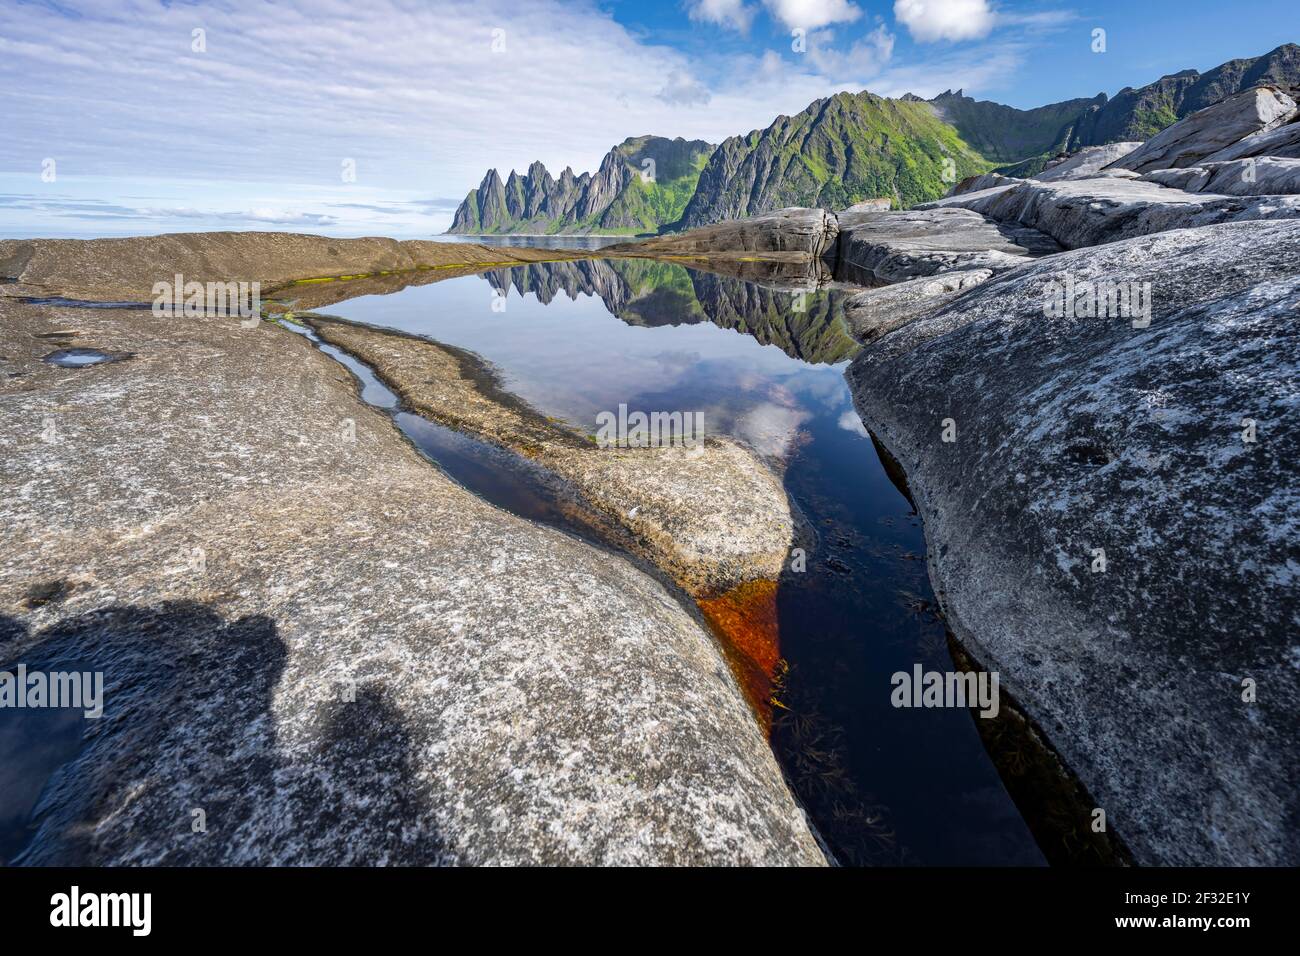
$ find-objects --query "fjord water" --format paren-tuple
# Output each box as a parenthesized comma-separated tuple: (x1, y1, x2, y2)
(325, 259, 1045, 866)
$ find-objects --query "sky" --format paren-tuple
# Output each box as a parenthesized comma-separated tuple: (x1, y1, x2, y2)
(0, 0, 1295, 238)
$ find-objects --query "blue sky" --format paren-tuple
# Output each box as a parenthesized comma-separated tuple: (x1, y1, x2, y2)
(0, 0, 1294, 238)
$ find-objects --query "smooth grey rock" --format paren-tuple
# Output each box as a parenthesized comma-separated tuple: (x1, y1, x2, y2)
(1145, 157, 1300, 196)
(0, 298, 825, 866)
(1141, 167, 1214, 192)
(1034, 143, 1142, 181)
(606, 207, 840, 259)
(924, 175, 1300, 249)
(1202, 118, 1300, 162)
(834, 207, 1060, 284)
(847, 220, 1300, 866)
(843, 270, 993, 343)
(922, 183, 1021, 208)
(1108, 86, 1298, 173)
(949, 172, 1021, 196)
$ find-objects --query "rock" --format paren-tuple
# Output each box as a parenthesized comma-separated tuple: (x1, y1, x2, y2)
(1140, 167, 1214, 192)
(0, 297, 824, 866)
(948, 172, 1022, 196)
(0, 233, 588, 302)
(925, 175, 1300, 249)
(923, 182, 1021, 207)
(609, 204, 1061, 285)
(1034, 143, 1142, 181)
(1107, 86, 1298, 174)
(1202, 118, 1300, 162)
(606, 207, 840, 259)
(846, 220, 1300, 866)
(834, 207, 1060, 284)
(1144, 157, 1300, 196)
(843, 270, 993, 343)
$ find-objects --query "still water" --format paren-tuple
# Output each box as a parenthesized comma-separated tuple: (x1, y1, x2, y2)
(319, 258, 1045, 865)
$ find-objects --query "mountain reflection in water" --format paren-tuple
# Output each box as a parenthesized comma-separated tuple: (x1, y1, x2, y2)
(307, 258, 1045, 866)
(479, 258, 857, 365)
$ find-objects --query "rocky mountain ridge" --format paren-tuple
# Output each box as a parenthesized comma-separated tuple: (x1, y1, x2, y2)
(448, 43, 1300, 236)
(449, 135, 713, 236)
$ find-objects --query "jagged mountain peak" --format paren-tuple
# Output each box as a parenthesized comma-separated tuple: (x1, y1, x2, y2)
(449, 135, 715, 236)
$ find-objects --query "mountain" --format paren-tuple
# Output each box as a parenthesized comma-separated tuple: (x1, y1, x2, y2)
(679, 91, 990, 228)
(1066, 43, 1300, 147)
(935, 43, 1300, 172)
(449, 44, 1300, 236)
(926, 89, 1106, 163)
(448, 135, 713, 236)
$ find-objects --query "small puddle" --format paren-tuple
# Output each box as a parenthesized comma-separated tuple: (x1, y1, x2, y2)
(42, 348, 124, 368)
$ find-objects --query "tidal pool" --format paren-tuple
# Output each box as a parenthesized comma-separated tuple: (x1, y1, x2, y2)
(41, 348, 122, 368)
(313, 258, 1046, 865)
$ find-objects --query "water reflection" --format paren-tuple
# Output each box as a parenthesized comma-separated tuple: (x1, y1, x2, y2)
(481, 258, 857, 365)
(315, 258, 1045, 866)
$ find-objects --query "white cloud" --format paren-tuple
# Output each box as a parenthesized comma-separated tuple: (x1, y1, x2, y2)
(657, 71, 713, 106)
(837, 409, 869, 436)
(894, 0, 995, 42)
(857, 43, 1022, 98)
(805, 24, 896, 79)
(998, 9, 1078, 31)
(687, 0, 756, 33)
(0, 0, 789, 198)
(0, 0, 1032, 237)
(763, 0, 863, 30)
(735, 402, 810, 457)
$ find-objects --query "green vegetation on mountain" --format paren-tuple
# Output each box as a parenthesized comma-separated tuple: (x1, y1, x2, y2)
(680, 91, 992, 227)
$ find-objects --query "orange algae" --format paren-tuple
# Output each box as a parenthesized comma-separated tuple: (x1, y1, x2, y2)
(697, 578, 784, 732)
